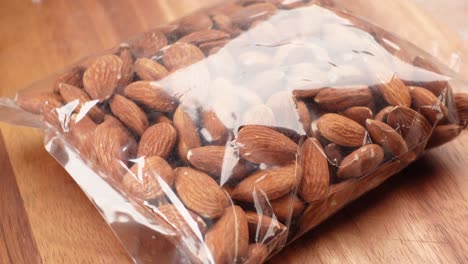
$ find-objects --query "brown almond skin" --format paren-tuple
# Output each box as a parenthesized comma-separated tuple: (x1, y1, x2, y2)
(124, 81, 177, 113)
(245, 211, 287, 244)
(314, 87, 373, 111)
(138, 123, 177, 159)
(293, 88, 322, 99)
(68, 114, 97, 161)
(270, 194, 304, 221)
(177, 13, 213, 36)
(94, 119, 137, 181)
(244, 244, 268, 264)
(317, 113, 367, 147)
(343, 106, 373, 127)
(109, 94, 149, 136)
(16, 91, 63, 115)
(58, 83, 105, 123)
(237, 125, 298, 165)
(205, 206, 249, 264)
(376, 77, 411, 107)
(178, 29, 230, 45)
(455, 93, 468, 127)
(324, 143, 343, 167)
(174, 167, 229, 219)
(117, 49, 134, 89)
(122, 156, 174, 200)
(173, 106, 201, 163)
(387, 106, 432, 149)
(231, 165, 298, 202)
(232, 3, 278, 29)
(337, 144, 385, 179)
(426, 124, 463, 149)
(366, 119, 408, 157)
(296, 100, 312, 133)
(375, 106, 394, 123)
(134, 58, 169, 81)
(163, 42, 205, 71)
(83, 54, 123, 102)
(155, 204, 207, 236)
(201, 110, 229, 145)
(299, 138, 330, 201)
(200, 40, 230, 55)
(130, 29, 168, 58)
(409, 86, 448, 124)
(187, 146, 252, 180)
(53, 66, 85, 93)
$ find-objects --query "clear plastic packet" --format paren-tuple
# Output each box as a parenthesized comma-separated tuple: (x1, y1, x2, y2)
(1, 1, 467, 263)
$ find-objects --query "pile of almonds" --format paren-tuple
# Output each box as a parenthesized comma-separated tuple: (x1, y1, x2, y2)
(15, 0, 468, 263)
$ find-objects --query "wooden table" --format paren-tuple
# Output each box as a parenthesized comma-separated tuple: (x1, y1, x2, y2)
(1, 1, 467, 263)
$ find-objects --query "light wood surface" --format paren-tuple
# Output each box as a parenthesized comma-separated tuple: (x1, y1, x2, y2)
(0, 1, 467, 263)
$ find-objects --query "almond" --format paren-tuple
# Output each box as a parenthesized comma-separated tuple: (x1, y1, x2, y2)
(130, 29, 168, 58)
(199, 39, 230, 55)
(299, 138, 329, 201)
(179, 29, 230, 45)
(426, 124, 462, 149)
(237, 125, 298, 165)
(154, 204, 207, 236)
(292, 88, 322, 99)
(122, 156, 174, 200)
(123, 81, 177, 113)
(409, 86, 448, 124)
(454, 93, 468, 127)
(212, 14, 241, 36)
(173, 106, 201, 163)
(16, 91, 63, 115)
(270, 194, 304, 221)
(58, 83, 105, 123)
(366, 119, 408, 157)
(231, 165, 298, 202)
(53, 66, 85, 93)
(138, 123, 177, 159)
(324, 143, 344, 167)
(374, 106, 393, 122)
(205, 205, 249, 264)
(387, 106, 432, 149)
(337, 144, 385, 179)
(297, 199, 331, 237)
(296, 100, 312, 133)
(163, 42, 205, 71)
(316, 113, 367, 147)
(174, 167, 229, 219)
(134, 58, 169, 81)
(187, 146, 252, 180)
(83, 55, 123, 102)
(342, 106, 373, 127)
(201, 110, 229, 145)
(375, 77, 411, 107)
(245, 211, 287, 244)
(117, 49, 134, 89)
(232, 3, 278, 29)
(314, 87, 373, 111)
(244, 244, 268, 264)
(94, 118, 137, 181)
(177, 13, 213, 36)
(109, 94, 148, 136)
(68, 114, 97, 160)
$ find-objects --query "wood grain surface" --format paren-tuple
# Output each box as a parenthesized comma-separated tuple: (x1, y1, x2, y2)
(0, 1, 467, 263)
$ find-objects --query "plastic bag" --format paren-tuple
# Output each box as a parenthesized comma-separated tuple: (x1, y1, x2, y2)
(1, 1, 467, 263)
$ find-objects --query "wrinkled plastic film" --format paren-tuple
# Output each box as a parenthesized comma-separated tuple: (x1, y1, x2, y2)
(1, 1, 467, 264)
